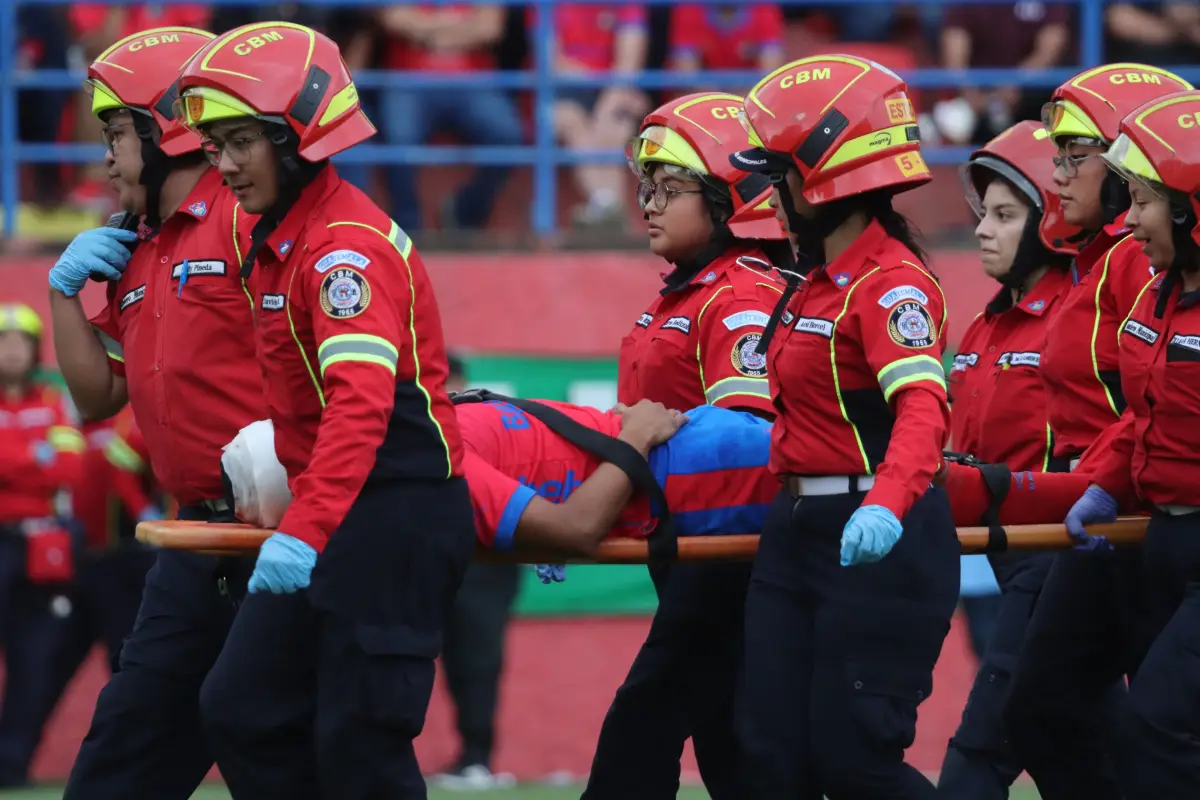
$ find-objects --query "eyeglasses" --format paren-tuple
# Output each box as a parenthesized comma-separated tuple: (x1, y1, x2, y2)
(101, 123, 135, 154)
(200, 133, 268, 167)
(637, 181, 703, 212)
(1052, 153, 1097, 179)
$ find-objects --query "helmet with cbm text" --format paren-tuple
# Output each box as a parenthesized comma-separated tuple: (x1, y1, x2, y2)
(86, 26, 215, 157)
(628, 92, 784, 240)
(731, 55, 931, 206)
(1103, 90, 1200, 293)
(172, 21, 375, 162)
(963, 121, 1079, 292)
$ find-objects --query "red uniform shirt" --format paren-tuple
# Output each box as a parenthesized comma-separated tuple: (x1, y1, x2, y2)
(768, 220, 950, 519)
(247, 168, 464, 552)
(0, 383, 84, 524)
(1041, 214, 1157, 458)
(618, 249, 783, 415)
(89, 168, 267, 506)
(949, 268, 1073, 472)
(668, 4, 784, 69)
(1088, 276, 1200, 508)
(535, 5, 647, 71)
(74, 409, 156, 549)
(383, 4, 494, 72)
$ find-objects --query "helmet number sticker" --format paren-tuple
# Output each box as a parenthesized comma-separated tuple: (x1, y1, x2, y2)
(895, 152, 928, 178)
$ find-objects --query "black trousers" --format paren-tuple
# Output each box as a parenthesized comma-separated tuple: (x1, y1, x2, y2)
(442, 562, 520, 767)
(737, 487, 960, 799)
(199, 478, 475, 800)
(64, 505, 253, 800)
(583, 560, 751, 800)
(1003, 546, 1145, 800)
(1113, 510, 1200, 798)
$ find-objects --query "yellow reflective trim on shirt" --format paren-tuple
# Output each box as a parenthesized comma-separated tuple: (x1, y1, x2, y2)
(104, 435, 144, 472)
(93, 327, 124, 363)
(317, 333, 399, 378)
(287, 263, 326, 409)
(331, 218, 451, 477)
(876, 354, 945, 404)
(47, 425, 86, 454)
(1041, 422, 1053, 473)
(832, 268, 881, 475)
(1090, 236, 1135, 419)
(694, 286, 731, 396)
(705, 376, 771, 405)
(232, 203, 256, 316)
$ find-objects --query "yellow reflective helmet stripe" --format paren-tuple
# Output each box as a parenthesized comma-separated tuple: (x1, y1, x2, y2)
(104, 435, 145, 472)
(92, 327, 124, 363)
(317, 333, 399, 378)
(821, 124, 919, 171)
(47, 426, 86, 455)
(1103, 132, 1164, 186)
(633, 126, 709, 176)
(876, 354, 946, 404)
(705, 376, 770, 405)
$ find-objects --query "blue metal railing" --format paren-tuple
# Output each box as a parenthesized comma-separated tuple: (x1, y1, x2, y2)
(2, 0, 1195, 239)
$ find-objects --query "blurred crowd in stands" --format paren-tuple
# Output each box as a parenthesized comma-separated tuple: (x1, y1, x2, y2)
(12, 2, 1200, 240)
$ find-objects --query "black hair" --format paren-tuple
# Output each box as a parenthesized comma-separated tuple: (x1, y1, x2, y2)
(870, 194, 929, 265)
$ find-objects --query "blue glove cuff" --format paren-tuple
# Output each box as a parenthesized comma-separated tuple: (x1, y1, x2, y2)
(267, 532, 318, 567)
(1083, 485, 1119, 518)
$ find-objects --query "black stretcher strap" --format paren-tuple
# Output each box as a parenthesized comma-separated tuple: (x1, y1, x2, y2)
(943, 450, 1011, 553)
(452, 389, 679, 563)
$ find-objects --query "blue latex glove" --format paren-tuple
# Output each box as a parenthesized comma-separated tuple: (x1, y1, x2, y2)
(1064, 485, 1117, 552)
(535, 564, 567, 584)
(248, 532, 317, 594)
(840, 505, 904, 566)
(30, 440, 56, 468)
(137, 506, 165, 524)
(49, 227, 139, 296)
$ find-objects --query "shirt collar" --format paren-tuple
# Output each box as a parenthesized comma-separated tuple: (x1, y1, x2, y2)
(659, 234, 739, 295)
(172, 168, 226, 223)
(1076, 210, 1132, 277)
(986, 267, 1072, 317)
(262, 166, 342, 264)
(817, 217, 893, 290)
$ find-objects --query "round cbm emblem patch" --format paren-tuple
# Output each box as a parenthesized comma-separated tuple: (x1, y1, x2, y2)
(888, 302, 935, 348)
(319, 268, 371, 319)
(732, 332, 768, 377)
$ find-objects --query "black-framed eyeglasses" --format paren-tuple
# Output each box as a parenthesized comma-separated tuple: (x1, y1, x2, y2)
(1052, 153, 1096, 179)
(100, 123, 135, 154)
(200, 132, 268, 167)
(637, 181, 703, 212)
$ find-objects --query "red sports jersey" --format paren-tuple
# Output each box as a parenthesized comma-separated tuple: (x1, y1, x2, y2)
(1042, 215, 1157, 458)
(1087, 274, 1200, 508)
(768, 220, 950, 519)
(949, 268, 1073, 472)
(89, 168, 266, 506)
(383, 4, 494, 72)
(533, 5, 647, 71)
(0, 384, 84, 523)
(668, 4, 784, 70)
(618, 249, 783, 415)
(247, 167, 464, 552)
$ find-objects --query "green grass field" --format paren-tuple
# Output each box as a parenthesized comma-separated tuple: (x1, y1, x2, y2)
(3, 783, 1045, 799)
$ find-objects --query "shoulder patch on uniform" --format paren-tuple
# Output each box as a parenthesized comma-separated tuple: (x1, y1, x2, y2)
(1123, 319, 1159, 345)
(877, 284, 929, 308)
(119, 285, 146, 312)
(636, 312, 653, 328)
(722, 310, 770, 330)
(171, 259, 226, 279)
(661, 316, 691, 334)
(793, 317, 834, 338)
(831, 271, 852, 287)
(261, 294, 286, 312)
(698, 271, 717, 283)
(319, 268, 371, 319)
(315, 249, 371, 274)
(887, 302, 936, 349)
(731, 333, 768, 377)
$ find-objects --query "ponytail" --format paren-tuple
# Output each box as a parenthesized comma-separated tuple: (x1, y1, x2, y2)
(872, 196, 929, 265)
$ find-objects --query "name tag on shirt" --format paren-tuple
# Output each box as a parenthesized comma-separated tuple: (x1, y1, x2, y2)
(171, 260, 227, 279)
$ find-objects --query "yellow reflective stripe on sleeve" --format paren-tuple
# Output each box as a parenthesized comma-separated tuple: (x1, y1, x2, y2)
(705, 376, 771, 405)
(104, 435, 144, 472)
(832, 268, 881, 475)
(47, 425, 86, 454)
(317, 333, 399, 378)
(93, 327, 124, 363)
(329, 218, 452, 477)
(876, 354, 946, 404)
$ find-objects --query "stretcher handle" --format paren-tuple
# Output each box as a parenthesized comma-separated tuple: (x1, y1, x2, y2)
(136, 518, 1150, 561)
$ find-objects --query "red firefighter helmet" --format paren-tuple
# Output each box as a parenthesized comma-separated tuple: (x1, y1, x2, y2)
(1103, 90, 1200, 247)
(731, 54, 931, 205)
(1043, 63, 1192, 147)
(962, 120, 1081, 254)
(173, 22, 375, 162)
(86, 27, 215, 157)
(628, 92, 784, 240)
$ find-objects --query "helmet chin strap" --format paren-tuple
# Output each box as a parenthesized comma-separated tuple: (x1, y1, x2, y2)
(1099, 171, 1132, 230)
(990, 213, 1053, 310)
(132, 114, 171, 232)
(239, 126, 327, 280)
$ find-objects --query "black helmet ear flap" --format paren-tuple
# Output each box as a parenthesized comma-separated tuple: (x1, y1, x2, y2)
(1100, 171, 1131, 228)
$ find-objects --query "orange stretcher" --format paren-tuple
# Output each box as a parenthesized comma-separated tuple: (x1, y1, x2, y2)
(136, 517, 1150, 562)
